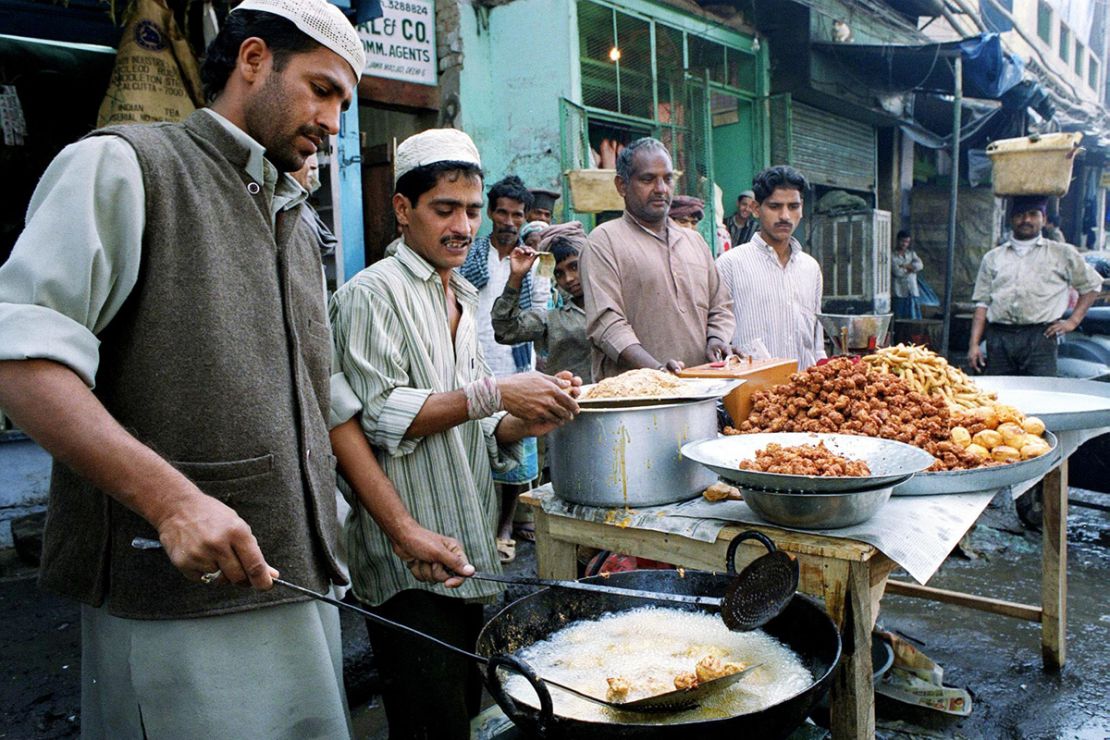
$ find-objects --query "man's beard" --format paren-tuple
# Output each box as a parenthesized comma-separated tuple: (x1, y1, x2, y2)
(493, 226, 517, 246)
(245, 73, 326, 173)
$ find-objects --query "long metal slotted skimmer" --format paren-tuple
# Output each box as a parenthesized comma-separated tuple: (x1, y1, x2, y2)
(463, 530, 800, 633)
(130, 530, 791, 712)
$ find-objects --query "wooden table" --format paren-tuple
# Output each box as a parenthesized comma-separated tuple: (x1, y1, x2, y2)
(520, 455, 1072, 739)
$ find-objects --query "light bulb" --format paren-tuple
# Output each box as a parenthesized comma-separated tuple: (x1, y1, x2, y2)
(609, 46, 621, 62)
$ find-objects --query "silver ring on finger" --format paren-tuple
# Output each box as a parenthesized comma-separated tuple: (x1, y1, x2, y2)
(200, 569, 222, 585)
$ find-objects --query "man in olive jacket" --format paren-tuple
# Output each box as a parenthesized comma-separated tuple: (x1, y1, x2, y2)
(0, 1, 372, 735)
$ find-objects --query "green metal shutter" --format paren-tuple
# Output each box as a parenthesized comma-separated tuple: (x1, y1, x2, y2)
(790, 102, 875, 192)
(769, 94, 791, 166)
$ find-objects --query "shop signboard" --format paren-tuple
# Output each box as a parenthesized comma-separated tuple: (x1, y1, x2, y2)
(358, 0, 437, 87)
(1100, 168, 1110, 189)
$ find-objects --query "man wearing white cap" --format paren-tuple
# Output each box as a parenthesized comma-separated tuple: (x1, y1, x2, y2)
(728, 189, 758, 247)
(0, 1, 367, 736)
(328, 127, 582, 738)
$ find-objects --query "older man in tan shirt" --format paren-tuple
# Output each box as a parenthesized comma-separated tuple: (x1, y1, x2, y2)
(581, 138, 735, 381)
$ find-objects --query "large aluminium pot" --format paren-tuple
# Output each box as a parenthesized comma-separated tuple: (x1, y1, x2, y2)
(476, 569, 841, 739)
(549, 397, 719, 507)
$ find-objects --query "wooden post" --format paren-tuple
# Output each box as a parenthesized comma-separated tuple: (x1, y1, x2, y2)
(532, 507, 578, 580)
(1041, 460, 1068, 669)
(829, 560, 875, 739)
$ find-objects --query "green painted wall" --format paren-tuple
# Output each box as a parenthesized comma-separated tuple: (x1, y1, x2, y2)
(455, 0, 764, 245)
(712, 97, 758, 207)
(458, 0, 579, 217)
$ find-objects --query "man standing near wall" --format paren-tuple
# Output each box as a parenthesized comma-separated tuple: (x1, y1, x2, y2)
(581, 137, 735, 380)
(968, 194, 1103, 376)
(528, 188, 560, 224)
(727, 189, 758, 247)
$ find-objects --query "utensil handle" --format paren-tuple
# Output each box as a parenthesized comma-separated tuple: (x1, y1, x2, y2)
(467, 571, 722, 608)
(725, 530, 777, 576)
(271, 579, 488, 665)
(128, 537, 490, 665)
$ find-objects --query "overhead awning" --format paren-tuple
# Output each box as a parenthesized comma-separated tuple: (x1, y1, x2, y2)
(812, 33, 1030, 103)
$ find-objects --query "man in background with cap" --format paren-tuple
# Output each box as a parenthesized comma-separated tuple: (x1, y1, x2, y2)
(968, 194, 1103, 375)
(727, 189, 758, 247)
(528, 187, 560, 224)
(0, 1, 367, 735)
(670, 194, 706, 232)
(329, 128, 581, 739)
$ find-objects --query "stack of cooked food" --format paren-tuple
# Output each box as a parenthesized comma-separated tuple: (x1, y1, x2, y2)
(582, 368, 687, 400)
(863, 344, 997, 411)
(949, 405, 1051, 462)
(726, 353, 1049, 471)
(738, 442, 872, 477)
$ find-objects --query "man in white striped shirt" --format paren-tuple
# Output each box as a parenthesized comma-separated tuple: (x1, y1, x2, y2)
(716, 165, 826, 369)
(328, 128, 581, 739)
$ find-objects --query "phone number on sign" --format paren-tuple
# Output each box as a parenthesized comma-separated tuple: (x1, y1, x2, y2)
(384, 0, 428, 14)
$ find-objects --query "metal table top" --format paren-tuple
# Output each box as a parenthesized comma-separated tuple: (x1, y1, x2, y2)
(973, 376, 1110, 432)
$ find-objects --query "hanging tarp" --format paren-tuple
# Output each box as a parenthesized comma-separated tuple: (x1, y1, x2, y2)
(811, 33, 1028, 101)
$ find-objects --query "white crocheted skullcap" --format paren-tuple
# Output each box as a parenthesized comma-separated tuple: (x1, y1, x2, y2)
(395, 128, 482, 185)
(233, 0, 365, 81)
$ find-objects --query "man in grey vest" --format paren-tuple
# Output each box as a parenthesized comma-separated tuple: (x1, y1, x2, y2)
(0, 1, 368, 735)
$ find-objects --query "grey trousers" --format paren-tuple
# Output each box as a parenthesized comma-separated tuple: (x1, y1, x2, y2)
(81, 597, 351, 739)
(986, 323, 1058, 376)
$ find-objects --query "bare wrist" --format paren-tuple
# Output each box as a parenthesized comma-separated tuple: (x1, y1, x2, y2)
(134, 466, 204, 531)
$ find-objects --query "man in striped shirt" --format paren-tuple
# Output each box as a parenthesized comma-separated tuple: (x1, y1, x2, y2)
(716, 165, 827, 369)
(328, 128, 581, 739)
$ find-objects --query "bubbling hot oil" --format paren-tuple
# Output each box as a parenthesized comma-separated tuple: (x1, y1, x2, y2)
(502, 606, 813, 724)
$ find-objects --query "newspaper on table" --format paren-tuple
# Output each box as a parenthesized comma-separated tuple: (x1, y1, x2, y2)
(535, 484, 997, 584)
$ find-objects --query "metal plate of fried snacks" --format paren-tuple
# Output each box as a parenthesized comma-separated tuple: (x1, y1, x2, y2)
(682, 432, 934, 493)
(892, 431, 1060, 495)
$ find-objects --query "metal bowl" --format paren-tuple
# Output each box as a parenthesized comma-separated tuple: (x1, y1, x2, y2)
(816, 313, 893, 351)
(741, 485, 894, 529)
(681, 433, 935, 493)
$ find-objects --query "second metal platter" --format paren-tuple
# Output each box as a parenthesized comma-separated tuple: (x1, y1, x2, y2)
(892, 431, 1060, 496)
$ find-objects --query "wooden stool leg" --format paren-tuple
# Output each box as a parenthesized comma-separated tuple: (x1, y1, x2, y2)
(533, 509, 577, 580)
(1041, 460, 1068, 670)
(830, 560, 875, 740)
